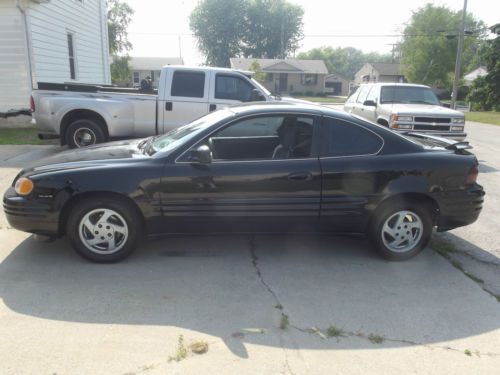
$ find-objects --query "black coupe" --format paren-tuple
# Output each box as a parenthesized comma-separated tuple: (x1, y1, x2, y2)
(4, 103, 484, 262)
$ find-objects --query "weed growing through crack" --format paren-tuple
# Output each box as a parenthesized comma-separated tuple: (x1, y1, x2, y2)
(368, 333, 385, 344)
(465, 272, 484, 284)
(431, 238, 456, 256)
(168, 335, 188, 363)
(280, 314, 289, 330)
(464, 349, 472, 356)
(326, 325, 345, 338)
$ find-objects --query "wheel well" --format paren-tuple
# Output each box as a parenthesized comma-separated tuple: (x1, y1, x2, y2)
(377, 118, 389, 127)
(370, 193, 439, 228)
(58, 191, 145, 236)
(60, 109, 108, 145)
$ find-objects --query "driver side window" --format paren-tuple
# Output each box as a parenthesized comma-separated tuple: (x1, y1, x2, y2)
(204, 115, 314, 161)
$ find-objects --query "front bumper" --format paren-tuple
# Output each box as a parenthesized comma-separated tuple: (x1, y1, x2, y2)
(395, 129, 466, 141)
(3, 187, 59, 235)
(435, 184, 485, 231)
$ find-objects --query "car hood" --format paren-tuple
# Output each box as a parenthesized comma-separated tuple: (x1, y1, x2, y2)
(390, 103, 463, 117)
(22, 139, 148, 176)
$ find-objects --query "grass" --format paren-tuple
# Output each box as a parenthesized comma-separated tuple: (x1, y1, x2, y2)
(326, 325, 345, 338)
(368, 333, 385, 344)
(0, 127, 54, 145)
(168, 335, 188, 363)
(279, 313, 289, 330)
(465, 111, 500, 126)
(292, 96, 346, 104)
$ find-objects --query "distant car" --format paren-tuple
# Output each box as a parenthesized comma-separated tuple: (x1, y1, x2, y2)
(4, 103, 484, 263)
(344, 83, 466, 140)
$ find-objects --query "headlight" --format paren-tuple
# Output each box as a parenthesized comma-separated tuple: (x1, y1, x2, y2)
(451, 125, 464, 131)
(14, 177, 34, 196)
(451, 117, 465, 124)
(396, 115, 413, 122)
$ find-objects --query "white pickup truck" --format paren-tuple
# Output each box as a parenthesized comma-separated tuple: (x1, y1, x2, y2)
(31, 66, 281, 148)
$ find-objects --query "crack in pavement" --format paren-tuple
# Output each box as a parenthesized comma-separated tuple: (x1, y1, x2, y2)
(248, 236, 500, 360)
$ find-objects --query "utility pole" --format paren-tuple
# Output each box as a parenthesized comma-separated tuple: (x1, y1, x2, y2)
(451, 0, 467, 109)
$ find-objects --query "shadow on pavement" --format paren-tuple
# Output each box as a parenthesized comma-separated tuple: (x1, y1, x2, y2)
(0, 233, 499, 357)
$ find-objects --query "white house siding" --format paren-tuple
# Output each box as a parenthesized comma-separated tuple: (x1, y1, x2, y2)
(27, 0, 110, 85)
(0, 1, 31, 111)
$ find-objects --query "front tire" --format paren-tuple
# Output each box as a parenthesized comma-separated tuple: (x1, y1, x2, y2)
(370, 202, 433, 261)
(66, 119, 106, 148)
(67, 197, 140, 263)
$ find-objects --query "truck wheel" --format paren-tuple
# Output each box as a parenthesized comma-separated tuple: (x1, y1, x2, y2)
(66, 197, 141, 263)
(66, 119, 106, 148)
(369, 202, 432, 261)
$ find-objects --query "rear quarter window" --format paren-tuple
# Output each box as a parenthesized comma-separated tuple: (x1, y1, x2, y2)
(321, 117, 383, 157)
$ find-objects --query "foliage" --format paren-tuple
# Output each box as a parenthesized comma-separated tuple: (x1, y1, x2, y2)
(467, 24, 500, 111)
(242, 0, 304, 59)
(107, 0, 134, 83)
(190, 0, 303, 67)
(400, 4, 486, 89)
(298, 47, 392, 79)
(248, 60, 266, 81)
(110, 55, 131, 83)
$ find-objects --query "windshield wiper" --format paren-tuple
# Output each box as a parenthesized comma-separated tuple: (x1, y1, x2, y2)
(410, 100, 437, 105)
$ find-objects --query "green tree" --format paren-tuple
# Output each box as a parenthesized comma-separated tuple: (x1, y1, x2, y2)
(401, 4, 486, 88)
(249, 60, 266, 81)
(243, 0, 303, 59)
(107, 0, 134, 83)
(297, 47, 392, 79)
(190, 0, 247, 67)
(190, 0, 304, 67)
(467, 23, 500, 111)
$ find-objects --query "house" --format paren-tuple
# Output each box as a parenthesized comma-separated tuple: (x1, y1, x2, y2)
(128, 57, 184, 88)
(354, 63, 405, 85)
(0, 0, 111, 112)
(230, 58, 328, 95)
(324, 73, 350, 96)
(464, 66, 487, 86)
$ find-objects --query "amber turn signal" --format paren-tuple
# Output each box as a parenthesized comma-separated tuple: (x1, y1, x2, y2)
(15, 177, 34, 196)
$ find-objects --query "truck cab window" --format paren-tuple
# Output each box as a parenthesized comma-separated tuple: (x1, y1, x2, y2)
(215, 74, 254, 101)
(171, 71, 205, 98)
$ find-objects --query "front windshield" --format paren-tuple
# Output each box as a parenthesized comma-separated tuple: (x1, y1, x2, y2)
(380, 86, 440, 105)
(147, 109, 233, 155)
(251, 78, 271, 96)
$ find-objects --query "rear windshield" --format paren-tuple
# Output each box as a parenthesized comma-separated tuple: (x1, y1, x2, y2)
(380, 86, 440, 105)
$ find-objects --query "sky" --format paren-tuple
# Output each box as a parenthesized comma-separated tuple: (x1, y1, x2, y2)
(124, 0, 500, 65)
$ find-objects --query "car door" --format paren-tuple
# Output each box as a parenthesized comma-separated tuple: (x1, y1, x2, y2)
(207, 72, 256, 112)
(160, 69, 210, 133)
(318, 116, 385, 233)
(159, 113, 322, 233)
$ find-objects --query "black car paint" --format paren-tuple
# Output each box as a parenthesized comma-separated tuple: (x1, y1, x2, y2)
(3, 104, 484, 239)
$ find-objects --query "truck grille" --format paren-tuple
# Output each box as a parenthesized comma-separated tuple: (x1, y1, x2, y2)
(413, 124, 451, 131)
(414, 117, 451, 124)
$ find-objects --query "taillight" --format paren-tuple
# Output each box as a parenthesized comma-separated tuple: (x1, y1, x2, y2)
(30, 96, 35, 112)
(466, 164, 479, 184)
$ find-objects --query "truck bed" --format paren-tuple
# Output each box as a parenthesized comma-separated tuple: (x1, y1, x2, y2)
(37, 82, 158, 95)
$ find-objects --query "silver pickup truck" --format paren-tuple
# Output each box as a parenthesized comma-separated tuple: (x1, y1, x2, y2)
(31, 66, 277, 148)
(344, 83, 466, 140)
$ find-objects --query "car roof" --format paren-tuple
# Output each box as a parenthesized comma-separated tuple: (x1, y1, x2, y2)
(227, 101, 353, 120)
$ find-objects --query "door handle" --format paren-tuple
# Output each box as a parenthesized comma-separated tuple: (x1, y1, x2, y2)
(165, 102, 173, 111)
(288, 172, 312, 181)
(209, 104, 217, 112)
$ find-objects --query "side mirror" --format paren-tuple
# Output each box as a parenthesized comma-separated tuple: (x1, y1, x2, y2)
(187, 145, 212, 164)
(250, 89, 265, 102)
(363, 99, 377, 107)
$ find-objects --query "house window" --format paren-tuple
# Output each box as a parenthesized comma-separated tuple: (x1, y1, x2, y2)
(265, 73, 274, 82)
(133, 71, 140, 85)
(67, 33, 76, 80)
(302, 74, 317, 85)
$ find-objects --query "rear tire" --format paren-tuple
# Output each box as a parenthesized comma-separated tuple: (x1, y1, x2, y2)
(67, 197, 140, 263)
(66, 119, 106, 148)
(370, 202, 432, 261)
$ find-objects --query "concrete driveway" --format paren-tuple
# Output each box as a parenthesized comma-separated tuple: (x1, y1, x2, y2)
(0, 131, 499, 374)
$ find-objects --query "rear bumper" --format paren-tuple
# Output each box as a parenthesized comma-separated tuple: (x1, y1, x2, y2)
(435, 184, 485, 231)
(3, 187, 59, 235)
